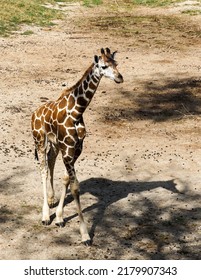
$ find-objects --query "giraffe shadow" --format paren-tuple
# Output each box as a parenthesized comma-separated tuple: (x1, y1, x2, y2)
(51, 177, 201, 259)
(79, 177, 180, 242)
(55, 177, 180, 241)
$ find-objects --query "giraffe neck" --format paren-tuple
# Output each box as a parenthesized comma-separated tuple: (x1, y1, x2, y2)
(59, 63, 102, 122)
(74, 63, 102, 102)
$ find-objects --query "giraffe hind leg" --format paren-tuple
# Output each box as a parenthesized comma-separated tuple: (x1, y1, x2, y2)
(37, 147, 51, 225)
(47, 143, 59, 208)
(55, 176, 70, 227)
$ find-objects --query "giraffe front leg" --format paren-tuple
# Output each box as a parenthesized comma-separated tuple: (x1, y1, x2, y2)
(60, 132, 91, 244)
(70, 178, 91, 245)
(64, 160, 91, 245)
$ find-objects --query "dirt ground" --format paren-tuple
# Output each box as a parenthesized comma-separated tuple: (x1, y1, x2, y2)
(0, 1, 201, 260)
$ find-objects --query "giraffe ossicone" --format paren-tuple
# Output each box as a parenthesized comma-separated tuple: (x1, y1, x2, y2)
(31, 48, 123, 245)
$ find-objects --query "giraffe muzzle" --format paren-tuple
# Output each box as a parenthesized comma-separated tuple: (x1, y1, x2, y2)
(115, 73, 124, 84)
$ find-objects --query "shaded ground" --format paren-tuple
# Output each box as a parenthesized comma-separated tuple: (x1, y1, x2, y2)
(0, 1, 201, 259)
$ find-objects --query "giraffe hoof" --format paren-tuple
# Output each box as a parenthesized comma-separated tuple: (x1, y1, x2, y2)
(42, 220, 51, 226)
(82, 239, 92, 246)
(55, 221, 65, 228)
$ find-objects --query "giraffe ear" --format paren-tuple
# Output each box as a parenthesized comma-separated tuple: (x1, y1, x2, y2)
(106, 48, 111, 55)
(112, 51, 117, 59)
(94, 55, 99, 64)
(101, 48, 105, 55)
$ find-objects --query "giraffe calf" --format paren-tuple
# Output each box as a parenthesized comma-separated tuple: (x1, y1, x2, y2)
(31, 48, 123, 245)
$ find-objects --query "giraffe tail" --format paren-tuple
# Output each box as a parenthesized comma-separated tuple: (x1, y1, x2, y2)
(35, 149, 39, 161)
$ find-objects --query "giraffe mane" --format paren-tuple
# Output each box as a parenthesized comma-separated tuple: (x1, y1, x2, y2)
(57, 63, 94, 101)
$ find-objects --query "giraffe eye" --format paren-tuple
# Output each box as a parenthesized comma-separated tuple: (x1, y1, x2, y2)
(102, 66, 108, 70)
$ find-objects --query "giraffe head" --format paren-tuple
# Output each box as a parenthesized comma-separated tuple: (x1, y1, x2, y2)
(94, 48, 124, 84)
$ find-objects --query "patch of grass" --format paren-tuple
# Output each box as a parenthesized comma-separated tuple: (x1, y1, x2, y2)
(132, 0, 184, 6)
(21, 30, 35, 36)
(53, 0, 78, 2)
(0, 0, 63, 36)
(0, 0, 200, 37)
(82, 14, 201, 49)
(83, 0, 103, 7)
(182, 9, 201, 16)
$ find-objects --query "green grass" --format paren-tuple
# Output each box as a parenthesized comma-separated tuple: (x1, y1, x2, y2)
(132, 0, 184, 6)
(0, 0, 103, 36)
(0, 0, 63, 36)
(21, 30, 35, 35)
(83, 0, 102, 7)
(182, 9, 201, 16)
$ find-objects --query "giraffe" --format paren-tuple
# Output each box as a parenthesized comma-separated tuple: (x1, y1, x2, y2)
(31, 48, 123, 245)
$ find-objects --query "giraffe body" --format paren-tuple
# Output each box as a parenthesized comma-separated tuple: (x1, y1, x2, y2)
(31, 48, 123, 245)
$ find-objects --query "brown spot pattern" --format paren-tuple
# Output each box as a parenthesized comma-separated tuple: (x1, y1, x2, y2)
(68, 95, 75, 110)
(59, 98, 67, 110)
(77, 97, 88, 107)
